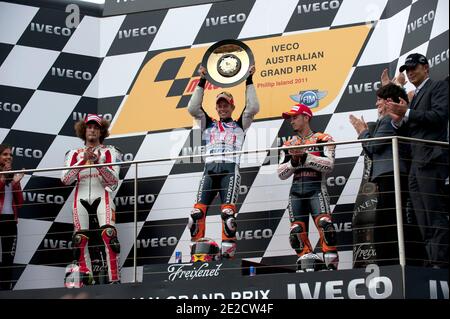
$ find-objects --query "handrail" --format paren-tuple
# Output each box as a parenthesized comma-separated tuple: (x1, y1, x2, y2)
(1, 136, 448, 175)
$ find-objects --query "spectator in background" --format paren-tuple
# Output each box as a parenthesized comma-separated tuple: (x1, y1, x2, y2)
(349, 84, 422, 266)
(387, 53, 449, 268)
(0, 144, 24, 290)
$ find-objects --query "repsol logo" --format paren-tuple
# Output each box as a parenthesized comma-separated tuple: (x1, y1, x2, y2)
(23, 192, 65, 204)
(44, 239, 72, 249)
(51, 67, 92, 81)
(30, 23, 72, 36)
(429, 49, 449, 68)
(407, 10, 434, 34)
(11, 147, 43, 159)
(0, 102, 22, 113)
(236, 228, 273, 240)
(72, 112, 113, 122)
(114, 194, 155, 206)
(297, 0, 340, 14)
(327, 176, 346, 187)
(348, 81, 381, 94)
(118, 26, 158, 39)
(205, 13, 247, 27)
(136, 237, 178, 248)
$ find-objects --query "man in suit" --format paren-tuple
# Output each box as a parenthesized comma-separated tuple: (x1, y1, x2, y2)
(350, 84, 415, 266)
(387, 53, 449, 268)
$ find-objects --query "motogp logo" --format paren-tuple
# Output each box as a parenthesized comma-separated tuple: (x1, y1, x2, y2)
(290, 90, 327, 108)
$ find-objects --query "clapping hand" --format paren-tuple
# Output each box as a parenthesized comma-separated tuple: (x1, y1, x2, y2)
(386, 97, 408, 123)
(349, 114, 368, 135)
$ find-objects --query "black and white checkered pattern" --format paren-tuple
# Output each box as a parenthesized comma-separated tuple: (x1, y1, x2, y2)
(0, 0, 448, 289)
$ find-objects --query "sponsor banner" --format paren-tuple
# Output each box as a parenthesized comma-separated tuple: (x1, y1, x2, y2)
(400, 0, 438, 55)
(426, 30, 449, 81)
(107, 9, 167, 56)
(236, 210, 285, 259)
(114, 176, 167, 223)
(17, 7, 81, 51)
(405, 267, 449, 299)
(193, 0, 255, 45)
(0, 85, 34, 128)
(111, 25, 370, 134)
(29, 222, 73, 267)
(285, 0, 343, 32)
(20, 176, 73, 221)
(334, 62, 390, 113)
(105, 134, 146, 179)
(2, 130, 56, 170)
(1, 264, 412, 299)
(38, 53, 101, 96)
(124, 218, 188, 266)
(58, 96, 123, 137)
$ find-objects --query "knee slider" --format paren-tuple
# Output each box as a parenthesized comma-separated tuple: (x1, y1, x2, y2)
(188, 207, 205, 237)
(289, 224, 304, 251)
(317, 216, 336, 246)
(101, 226, 120, 254)
(221, 207, 237, 238)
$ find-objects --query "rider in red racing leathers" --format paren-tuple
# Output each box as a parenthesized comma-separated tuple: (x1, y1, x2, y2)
(278, 104, 339, 272)
(187, 65, 259, 259)
(61, 114, 121, 283)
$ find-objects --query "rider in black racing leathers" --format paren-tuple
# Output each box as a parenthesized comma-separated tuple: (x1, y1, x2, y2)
(187, 65, 259, 259)
(278, 104, 339, 271)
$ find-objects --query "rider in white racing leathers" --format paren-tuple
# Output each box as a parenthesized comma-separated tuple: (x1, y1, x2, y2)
(187, 65, 259, 259)
(61, 114, 121, 284)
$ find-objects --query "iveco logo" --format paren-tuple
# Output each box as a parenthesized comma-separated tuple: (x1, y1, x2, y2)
(51, 67, 92, 81)
(114, 194, 155, 206)
(30, 23, 72, 36)
(0, 102, 22, 113)
(407, 10, 435, 34)
(118, 26, 158, 39)
(205, 13, 247, 27)
(327, 176, 346, 187)
(297, 1, 340, 14)
(137, 237, 178, 248)
(23, 192, 65, 204)
(236, 228, 273, 240)
(44, 239, 72, 249)
(348, 81, 381, 94)
(11, 147, 43, 159)
(73, 112, 113, 122)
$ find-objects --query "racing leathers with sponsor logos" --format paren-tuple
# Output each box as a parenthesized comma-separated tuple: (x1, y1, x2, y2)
(187, 77, 259, 259)
(278, 132, 339, 271)
(61, 144, 121, 283)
